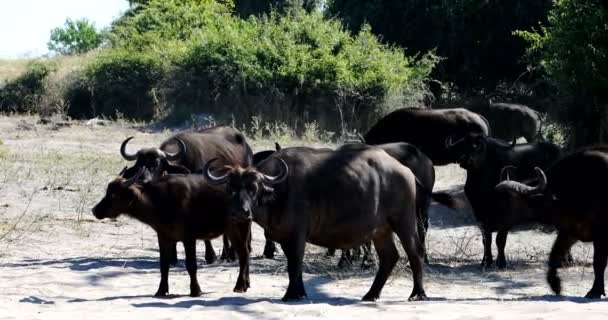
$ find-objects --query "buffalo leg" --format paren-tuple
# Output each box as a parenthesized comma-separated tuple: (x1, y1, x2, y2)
(220, 235, 237, 262)
(585, 239, 608, 299)
(280, 238, 307, 301)
(183, 238, 202, 297)
(362, 231, 399, 301)
(155, 236, 172, 297)
(361, 242, 375, 269)
(559, 238, 577, 267)
(394, 225, 427, 301)
(227, 221, 252, 293)
(338, 249, 353, 269)
(263, 230, 277, 259)
(169, 244, 178, 266)
(204, 240, 217, 264)
(418, 198, 431, 264)
(481, 228, 493, 268)
(547, 231, 576, 295)
(496, 230, 509, 269)
(325, 248, 336, 257)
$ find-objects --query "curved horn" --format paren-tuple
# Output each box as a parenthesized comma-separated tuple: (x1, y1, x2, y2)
(122, 167, 145, 188)
(500, 167, 547, 196)
(262, 157, 289, 185)
(275, 142, 282, 151)
(164, 138, 186, 161)
(445, 135, 465, 149)
(202, 158, 229, 185)
(500, 165, 517, 182)
(120, 137, 138, 161)
(118, 166, 128, 177)
(533, 167, 547, 193)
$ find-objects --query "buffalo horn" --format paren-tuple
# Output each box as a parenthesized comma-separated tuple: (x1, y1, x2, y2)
(262, 157, 289, 185)
(164, 138, 186, 161)
(203, 158, 229, 185)
(120, 137, 138, 161)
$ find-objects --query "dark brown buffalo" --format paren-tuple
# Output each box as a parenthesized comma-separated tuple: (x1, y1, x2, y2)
(251, 142, 283, 259)
(330, 142, 455, 268)
(448, 133, 563, 268)
(495, 145, 608, 298)
(363, 108, 490, 165)
(120, 126, 253, 264)
(474, 102, 543, 143)
(203, 144, 426, 302)
(92, 168, 251, 297)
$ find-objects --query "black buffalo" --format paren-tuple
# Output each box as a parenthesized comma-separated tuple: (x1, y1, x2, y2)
(495, 145, 608, 298)
(473, 102, 543, 143)
(448, 133, 563, 268)
(92, 168, 251, 297)
(204, 145, 427, 302)
(364, 108, 490, 165)
(119, 126, 253, 264)
(330, 142, 455, 268)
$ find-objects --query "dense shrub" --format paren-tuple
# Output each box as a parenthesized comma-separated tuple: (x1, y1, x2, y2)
(168, 9, 437, 133)
(0, 61, 54, 113)
(517, 0, 608, 147)
(75, 50, 166, 120)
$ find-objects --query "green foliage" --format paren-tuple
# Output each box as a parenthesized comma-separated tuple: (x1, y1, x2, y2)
(0, 61, 54, 113)
(170, 9, 436, 131)
(517, 0, 608, 146)
(234, 0, 321, 17)
(74, 0, 435, 132)
(48, 18, 105, 55)
(75, 50, 166, 120)
(327, 0, 553, 96)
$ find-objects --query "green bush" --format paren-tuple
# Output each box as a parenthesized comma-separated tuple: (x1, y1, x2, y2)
(168, 9, 437, 132)
(75, 50, 166, 120)
(517, 0, 608, 146)
(0, 61, 54, 113)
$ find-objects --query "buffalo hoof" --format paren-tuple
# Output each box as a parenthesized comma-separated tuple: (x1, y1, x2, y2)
(205, 251, 217, 265)
(547, 269, 561, 296)
(233, 285, 249, 293)
(281, 292, 307, 302)
(337, 257, 352, 269)
(190, 286, 202, 297)
(408, 292, 428, 301)
(496, 258, 507, 270)
(423, 255, 429, 265)
(361, 293, 379, 302)
(481, 257, 493, 269)
(154, 290, 168, 297)
(584, 289, 605, 299)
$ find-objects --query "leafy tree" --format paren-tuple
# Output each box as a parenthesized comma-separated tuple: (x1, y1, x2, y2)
(234, 0, 321, 17)
(517, 0, 608, 146)
(327, 0, 553, 97)
(47, 18, 104, 55)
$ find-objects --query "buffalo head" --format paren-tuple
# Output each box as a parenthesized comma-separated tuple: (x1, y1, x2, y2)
(445, 133, 488, 169)
(120, 136, 189, 180)
(202, 157, 288, 222)
(92, 167, 146, 219)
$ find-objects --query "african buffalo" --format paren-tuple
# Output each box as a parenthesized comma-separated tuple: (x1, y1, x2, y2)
(447, 133, 563, 268)
(92, 167, 251, 297)
(251, 142, 283, 259)
(331, 142, 455, 268)
(363, 108, 490, 165)
(119, 126, 253, 264)
(474, 102, 543, 143)
(494, 145, 608, 298)
(203, 145, 427, 301)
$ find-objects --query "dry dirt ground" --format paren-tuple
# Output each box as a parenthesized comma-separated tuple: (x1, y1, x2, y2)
(0, 116, 606, 320)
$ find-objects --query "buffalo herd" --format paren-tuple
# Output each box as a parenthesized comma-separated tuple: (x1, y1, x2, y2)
(92, 103, 608, 302)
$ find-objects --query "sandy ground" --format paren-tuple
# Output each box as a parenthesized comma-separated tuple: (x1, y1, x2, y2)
(0, 116, 607, 320)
